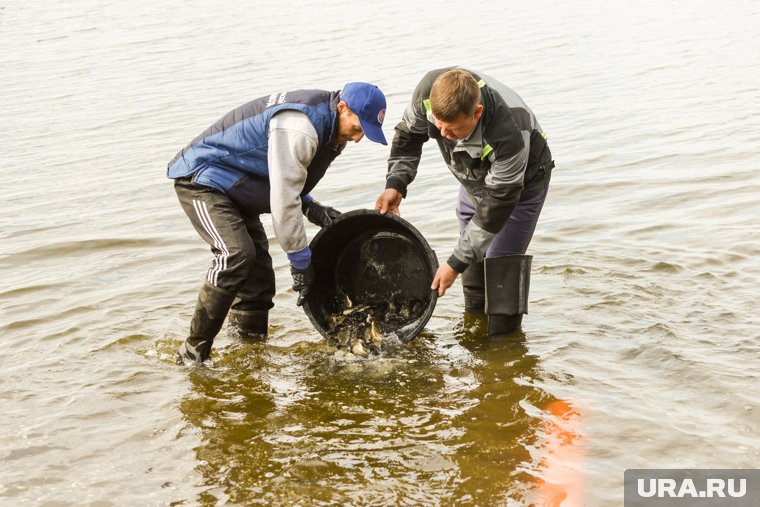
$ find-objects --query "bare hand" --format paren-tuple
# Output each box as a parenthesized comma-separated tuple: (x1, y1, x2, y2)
(431, 264, 459, 297)
(375, 189, 402, 216)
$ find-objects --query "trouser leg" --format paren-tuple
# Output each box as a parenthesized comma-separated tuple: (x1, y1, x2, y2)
(455, 185, 548, 259)
(175, 178, 258, 292)
(456, 186, 548, 333)
(481, 187, 548, 257)
(174, 178, 260, 361)
(230, 214, 275, 312)
(229, 214, 275, 339)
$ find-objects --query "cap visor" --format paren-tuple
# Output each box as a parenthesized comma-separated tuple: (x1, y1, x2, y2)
(360, 120, 387, 145)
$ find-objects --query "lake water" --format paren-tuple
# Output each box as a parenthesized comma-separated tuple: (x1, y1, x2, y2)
(2, 0, 759, 505)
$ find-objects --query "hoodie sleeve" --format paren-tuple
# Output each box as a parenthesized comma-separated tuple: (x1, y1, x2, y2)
(268, 110, 318, 267)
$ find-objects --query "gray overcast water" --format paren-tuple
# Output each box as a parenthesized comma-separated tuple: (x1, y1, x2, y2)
(2, 0, 759, 505)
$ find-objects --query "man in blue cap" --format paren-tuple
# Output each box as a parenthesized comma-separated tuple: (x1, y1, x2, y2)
(168, 82, 387, 364)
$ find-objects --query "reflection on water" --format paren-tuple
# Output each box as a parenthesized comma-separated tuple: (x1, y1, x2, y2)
(532, 399, 584, 507)
(450, 315, 545, 505)
(179, 314, 578, 505)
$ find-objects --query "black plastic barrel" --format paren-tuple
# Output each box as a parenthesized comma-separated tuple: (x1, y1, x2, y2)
(302, 209, 438, 342)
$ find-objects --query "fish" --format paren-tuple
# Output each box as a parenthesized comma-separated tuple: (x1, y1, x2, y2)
(350, 338, 368, 357)
(342, 304, 370, 316)
(370, 319, 383, 344)
(325, 295, 425, 356)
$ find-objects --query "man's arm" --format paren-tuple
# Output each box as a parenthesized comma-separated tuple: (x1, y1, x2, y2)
(376, 98, 429, 217)
(386, 103, 429, 197)
(268, 110, 318, 269)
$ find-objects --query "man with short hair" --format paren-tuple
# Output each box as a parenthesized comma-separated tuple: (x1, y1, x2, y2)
(375, 68, 553, 332)
(169, 82, 387, 364)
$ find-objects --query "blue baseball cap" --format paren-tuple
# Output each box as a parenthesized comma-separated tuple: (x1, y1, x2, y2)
(341, 82, 387, 145)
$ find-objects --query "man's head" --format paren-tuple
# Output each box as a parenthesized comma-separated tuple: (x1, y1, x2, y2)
(430, 69, 484, 141)
(337, 82, 387, 145)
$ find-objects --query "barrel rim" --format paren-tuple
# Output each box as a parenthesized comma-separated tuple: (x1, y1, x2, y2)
(302, 209, 438, 342)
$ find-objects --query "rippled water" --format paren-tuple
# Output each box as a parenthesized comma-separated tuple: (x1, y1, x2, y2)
(2, 0, 759, 505)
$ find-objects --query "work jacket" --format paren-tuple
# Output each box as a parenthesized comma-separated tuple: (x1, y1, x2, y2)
(386, 68, 554, 271)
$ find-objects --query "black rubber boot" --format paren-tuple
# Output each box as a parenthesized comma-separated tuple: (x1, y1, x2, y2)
(177, 282, 236, 365)
(228, 309, 268, 341)
(484, 255, 532, 336)
(461, 261, 486, 313)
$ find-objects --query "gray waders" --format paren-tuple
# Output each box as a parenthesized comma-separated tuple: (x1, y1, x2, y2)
(462, 255, 532, 336)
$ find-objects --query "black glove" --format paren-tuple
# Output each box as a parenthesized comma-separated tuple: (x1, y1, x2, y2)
(302, 200, 342, 228)
(291, 264, 315, 306)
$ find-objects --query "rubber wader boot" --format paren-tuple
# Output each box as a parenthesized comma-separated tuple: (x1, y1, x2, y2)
(484, 254, 532, 336)
(461, 261, 486, 313)
(228, 309, 268, 340)
(177, 282, 236, 365)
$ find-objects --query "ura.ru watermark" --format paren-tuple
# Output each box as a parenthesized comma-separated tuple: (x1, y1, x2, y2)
(624, 469, 760, 506)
